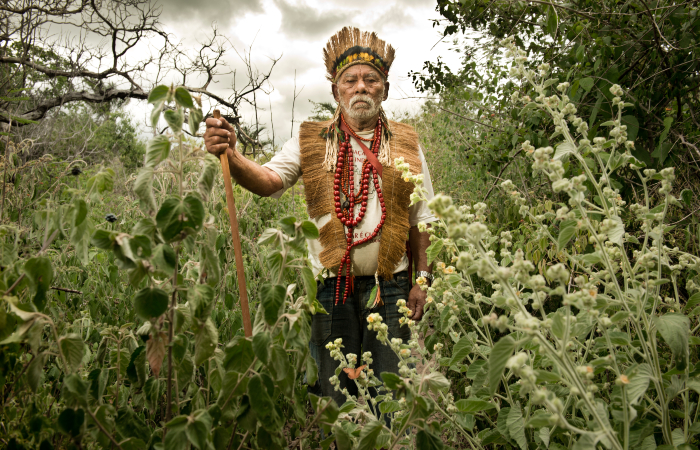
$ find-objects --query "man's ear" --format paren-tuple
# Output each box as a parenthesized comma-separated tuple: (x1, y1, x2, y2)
(331, 83, 340, 102)
(383, 81, 390, 101)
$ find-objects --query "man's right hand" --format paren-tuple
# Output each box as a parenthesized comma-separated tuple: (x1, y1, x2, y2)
(204, 116, 237, 159)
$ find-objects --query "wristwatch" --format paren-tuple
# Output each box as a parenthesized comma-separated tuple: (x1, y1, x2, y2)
(415, 271, 434, 286)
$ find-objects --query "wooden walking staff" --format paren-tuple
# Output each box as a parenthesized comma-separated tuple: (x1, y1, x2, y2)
(213, 109, 252, 338)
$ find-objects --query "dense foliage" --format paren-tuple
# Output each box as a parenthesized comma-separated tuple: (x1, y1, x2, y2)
(1, 1, 700, 449)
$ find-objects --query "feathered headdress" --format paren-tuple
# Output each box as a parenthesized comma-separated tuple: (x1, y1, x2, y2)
(323, 27, 395, 83)
(321, 28, 395, 172)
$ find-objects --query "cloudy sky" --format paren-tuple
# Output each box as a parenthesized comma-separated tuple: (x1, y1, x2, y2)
(143, 0, 461, 145)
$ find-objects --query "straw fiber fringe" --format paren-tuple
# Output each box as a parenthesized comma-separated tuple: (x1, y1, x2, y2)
(299, 119, 421, 279)
(322, 105, 342, 172)
(299, 120, 334, 219)
(323, 27, 395, 82)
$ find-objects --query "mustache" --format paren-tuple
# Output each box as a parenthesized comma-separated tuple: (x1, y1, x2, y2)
(348, 95, 376, 109)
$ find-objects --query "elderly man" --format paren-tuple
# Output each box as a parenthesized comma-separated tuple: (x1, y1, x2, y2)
(203, 27, 436, 408)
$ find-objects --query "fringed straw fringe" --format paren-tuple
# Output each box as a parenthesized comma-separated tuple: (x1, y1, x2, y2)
(378, 107, 392, 167)
(322, 104, 342, 172)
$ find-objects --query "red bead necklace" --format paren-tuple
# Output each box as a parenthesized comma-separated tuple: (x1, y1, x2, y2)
(333, 116, 387, 305)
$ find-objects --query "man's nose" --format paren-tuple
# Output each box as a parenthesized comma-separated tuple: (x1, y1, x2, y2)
(355, 78, 368, 94)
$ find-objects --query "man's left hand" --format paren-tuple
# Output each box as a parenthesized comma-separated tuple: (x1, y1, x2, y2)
(407, 283, 427, 321)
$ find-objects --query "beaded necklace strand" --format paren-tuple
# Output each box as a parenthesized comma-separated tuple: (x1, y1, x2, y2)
(332, 115, 387, 305)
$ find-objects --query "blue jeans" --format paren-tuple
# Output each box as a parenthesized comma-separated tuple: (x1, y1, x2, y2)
(308, 271, 412, 410)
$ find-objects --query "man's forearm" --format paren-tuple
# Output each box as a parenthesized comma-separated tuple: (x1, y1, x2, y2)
(226, 150, 283, 197)
(409, 224, 432, 274)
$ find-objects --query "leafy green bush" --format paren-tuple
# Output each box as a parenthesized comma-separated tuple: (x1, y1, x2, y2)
(2, 39, 700, 449)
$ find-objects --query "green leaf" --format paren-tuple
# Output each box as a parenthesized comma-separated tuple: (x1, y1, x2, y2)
(366, 284, 379, 309)
(145, 135, 171, 168)
(59, 334, 85, 373)
(300, 220, 319, 239)
(174, 87, 195, 108)
(70, 199, 91, 265)
(455, 398, 496, 413)
(152, 244, 177, 276)
(189, 284, 216, 320)
(489, 335, 516, 395)
(545, 5, 558, 37)
(269, 345, 291, 382)
(508, 404, 527, 450)
(116, 407, 151, 442)
(656, 116, 674, 153)
(426, 238, 444, 265)
(416, 428, 445, 450)
(621, 115, 639, 141)
(301, 266, 317, 306)
(24, 256, 53, 312)
(580, 252, 602, 265)
(540, 428, 551, 448)
(379, 400, 401, 414)
(260, 283, 286, 325)
(573, 434, 597, 450)
(134, 168, 156, 215)
(27, 353, 45, 392)
(557, 220, 578, 250)
(156, 195, 205, 242)
(247, 374, 281, 431)
(607, 216, 625, 246)
(133, 287, 169, 321)
(148, 85, 170, 104)
(197, 154, 219, 202)
(164, 425, 188, 450)
(686, 293, 700, 312)
(252, 331, 271, 365)
(653, 313, 689, 357)
(423, 372, 450, 393)
(62, 374, 89, 407)
(164, 108, 184, 133)
(450, 336, 472, 366)
(553, 142, 576, 160)
(186, 419, 209, 449)
(58, 408, 85, 436)
(627, 363, 652, 406)
(85, 167, 115, 201)
(200, 245, 221, 287)
(381, 372, 403, 390)
(306, 352, 318, 386)
(193, 319, 218, 366)
(680, 189, 693, 207)
(527, 410, 553, 428)
(223, 336, 254, 373)
(641, 435, 657, 450)
(357, 420, 384, 450)
(333, 423, 354, 450)
(126, 346, 148, 389)
(189, 108, 204, 135)
(151, 102, 163, 129)
(579, 77, 594, 94)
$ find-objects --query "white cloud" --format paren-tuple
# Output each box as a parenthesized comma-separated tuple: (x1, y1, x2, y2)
(138, 0, 462, 145)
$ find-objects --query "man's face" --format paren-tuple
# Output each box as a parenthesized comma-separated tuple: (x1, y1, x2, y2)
(332, 64, 390, 121)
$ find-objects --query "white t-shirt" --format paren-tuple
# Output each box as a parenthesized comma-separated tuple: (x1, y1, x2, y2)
(264, 130, 437, 276)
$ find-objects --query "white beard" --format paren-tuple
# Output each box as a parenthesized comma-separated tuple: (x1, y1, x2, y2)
(340, 93, 382, 121)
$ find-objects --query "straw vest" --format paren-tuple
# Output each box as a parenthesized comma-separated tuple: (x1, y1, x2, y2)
(298, 120, 421, 280)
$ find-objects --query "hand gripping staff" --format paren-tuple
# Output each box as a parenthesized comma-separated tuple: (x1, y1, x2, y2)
(213, 109, 252, 337)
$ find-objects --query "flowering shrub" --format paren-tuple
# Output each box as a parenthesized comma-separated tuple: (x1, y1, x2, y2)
(360, 37, 700, 449)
